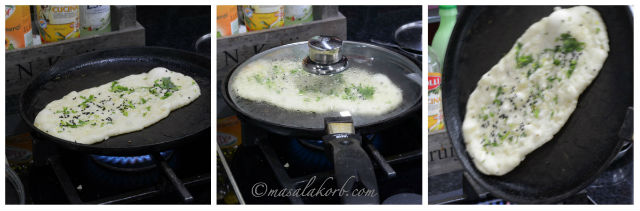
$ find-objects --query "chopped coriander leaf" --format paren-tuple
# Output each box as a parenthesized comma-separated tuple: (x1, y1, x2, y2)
(527, 69, 534, 78)
(515, 42, 534, 68)
(566, 60, 577, 78)
(356, 84, 375, 100)
(150, 77, 180, 99)
(161, 91, 173, 99)
(532, 62, 541, 70)
(342, 87, 356, 101)
(517, 55, 534, 68)
(553, 59, 561, 66)
(57, 107, 71, 115)
(146, 106, 151, 111)
(78, 120, 89, 126)
(557, 32, 585, 53)
(127, 100, 135, 109)
(495, 86, 504, 98)
(159, 77, 179, 91)
(79, 95, 95, 109)
(493, 99, 503, 106)
(110, 81, 134, 93)
(498, 131, 511, 141)
(59, 119, 89, 128)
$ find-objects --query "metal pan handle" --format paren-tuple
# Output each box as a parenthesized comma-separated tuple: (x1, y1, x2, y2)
(323, 133, 379, 204)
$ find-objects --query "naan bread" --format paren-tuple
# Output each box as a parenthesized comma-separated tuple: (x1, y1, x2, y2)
(462, 6, 609, 175)
(34, 67, 201, 144)
(231, 60, 403, 115)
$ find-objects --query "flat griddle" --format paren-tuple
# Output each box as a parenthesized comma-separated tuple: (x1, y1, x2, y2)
(442, 6, 633, 203)
(20, 47, 211, 155)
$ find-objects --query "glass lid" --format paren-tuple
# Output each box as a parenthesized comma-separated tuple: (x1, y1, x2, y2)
(227, 38, 422, 131)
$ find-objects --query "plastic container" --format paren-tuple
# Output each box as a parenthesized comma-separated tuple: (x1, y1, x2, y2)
(284, 5, 313, 26)
(35, 5, 80, 43)
(80, 5, 111, 37)
(242, 5, 284, 32)
(216, 5, 239, 37)
(428, 47, 445, 133)
(5, 5, 33, 50)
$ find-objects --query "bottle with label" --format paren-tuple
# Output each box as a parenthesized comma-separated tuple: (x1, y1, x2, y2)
(5, 5, 33, 50)
(36, 5, 80, 43)
(284, 5, 313, 26)
(428, 46, 445, 133)
(216, 5, 239, 37)
(242, 5, 284, 32)
(80, 5, 111, 37)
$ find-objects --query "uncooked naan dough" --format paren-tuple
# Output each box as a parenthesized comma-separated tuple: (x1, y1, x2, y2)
(231, 59, 403, 115)
(462, 6, 609, 176)
(34, 67, 201, 144)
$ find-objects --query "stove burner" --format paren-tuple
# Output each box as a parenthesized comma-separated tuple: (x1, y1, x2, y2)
(286, 135, 382, 172)
(90, 151, 173, 172)
(84, 151, 178, 191)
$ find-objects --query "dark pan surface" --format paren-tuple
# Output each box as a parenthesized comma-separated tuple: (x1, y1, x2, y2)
(442, 6, 633, 203)
(20, 47, 211, 155)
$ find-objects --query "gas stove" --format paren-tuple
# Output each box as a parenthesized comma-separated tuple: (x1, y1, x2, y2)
(12, 130, 211, 204)
(428, 132, 633, 204)
(218, 112, 422, 204)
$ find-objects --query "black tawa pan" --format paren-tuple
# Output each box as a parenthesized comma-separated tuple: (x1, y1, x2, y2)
(20, 47, 212, 156)
(442, 6, 633, 203)
(222, 40, 422, 203)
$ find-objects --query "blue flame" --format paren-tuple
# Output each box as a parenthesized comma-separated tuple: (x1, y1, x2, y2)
(92, 151, 171, 165)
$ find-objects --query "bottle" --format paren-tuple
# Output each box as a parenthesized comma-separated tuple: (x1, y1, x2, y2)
(216, 5, 239, 37)
(80, 5, 111, 37)
(284, 5, 313, 26)
(35, 5, 80, 43)
(242, 5, 284, 32)
(428, 46, 445, 133)
(5, 5, 33, 50)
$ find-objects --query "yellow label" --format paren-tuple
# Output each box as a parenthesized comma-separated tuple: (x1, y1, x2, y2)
(242, 5, 284, 31)
(36, 5, 80, 43)
(428, 72, 445, 132)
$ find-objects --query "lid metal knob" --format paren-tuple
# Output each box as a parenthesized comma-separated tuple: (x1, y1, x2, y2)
(303, 35, 349, 75)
